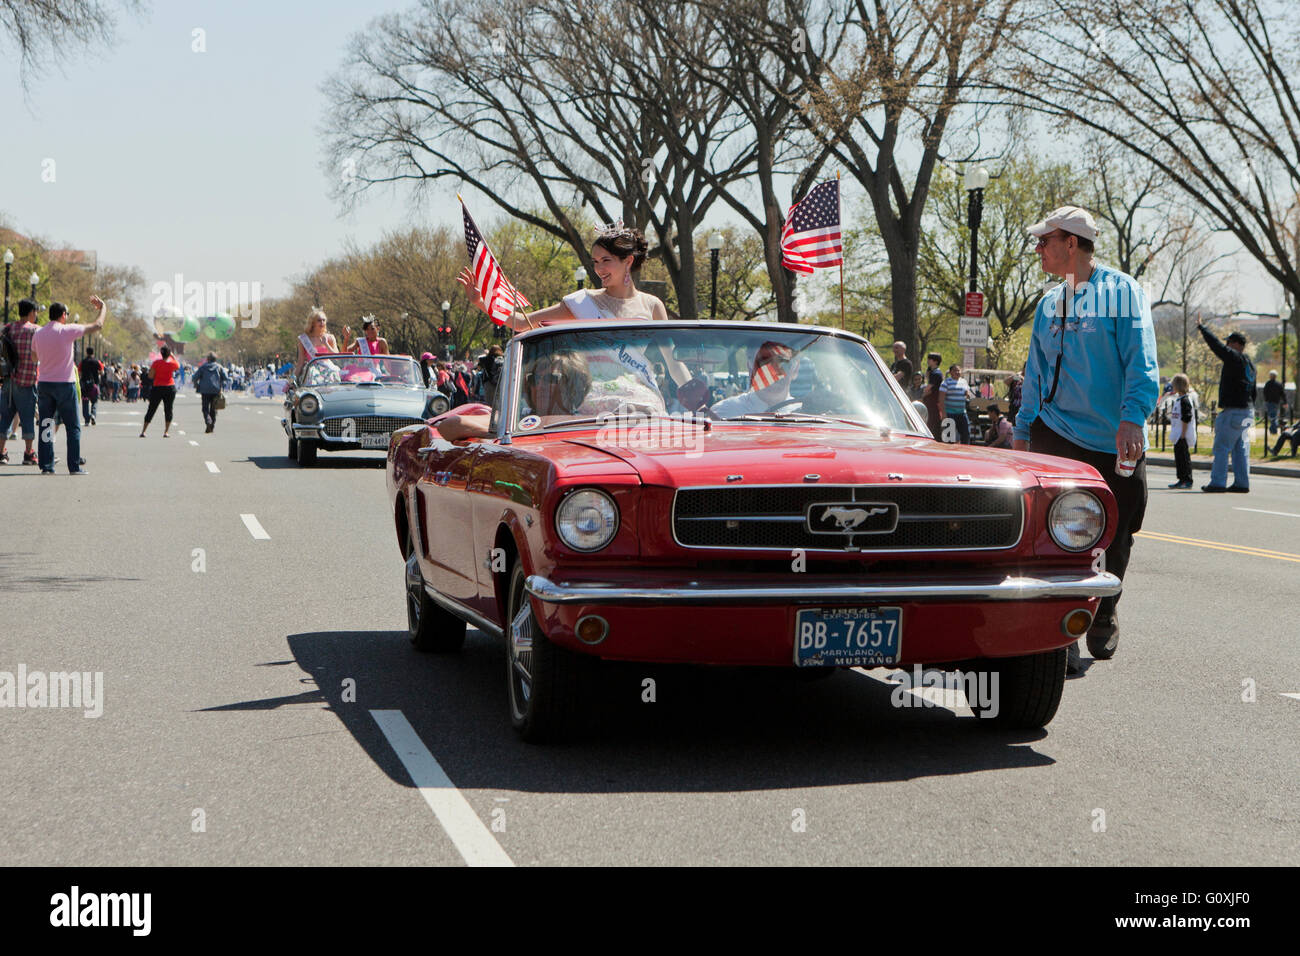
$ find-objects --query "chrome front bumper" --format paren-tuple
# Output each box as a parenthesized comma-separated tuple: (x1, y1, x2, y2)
(525, 570, 1122, 605)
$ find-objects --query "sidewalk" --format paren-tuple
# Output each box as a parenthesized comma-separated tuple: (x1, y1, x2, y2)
(1146, 450, 1300, 478)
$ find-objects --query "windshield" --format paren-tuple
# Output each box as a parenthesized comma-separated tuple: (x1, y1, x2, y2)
(511, 327, 916, 433)
(303, 355, 420, 387)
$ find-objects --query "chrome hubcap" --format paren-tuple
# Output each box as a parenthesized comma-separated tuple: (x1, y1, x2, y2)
(405, 550, 422, 636)
(509, 592, 534, 713)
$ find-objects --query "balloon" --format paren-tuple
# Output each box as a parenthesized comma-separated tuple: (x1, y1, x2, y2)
(173, 315, 201, 343)
(202, 313, 235, 340)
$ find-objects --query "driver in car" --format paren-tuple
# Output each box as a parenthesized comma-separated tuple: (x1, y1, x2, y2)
(709, 342, 800, 418)
(431, 350, 593, 441)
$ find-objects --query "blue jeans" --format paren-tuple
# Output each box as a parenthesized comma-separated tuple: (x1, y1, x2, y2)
(37, 382, 81, 472)
(1, 382, 38, 439)
(1210, 405, 1251, 489)
(1265, 401, 1279, 432)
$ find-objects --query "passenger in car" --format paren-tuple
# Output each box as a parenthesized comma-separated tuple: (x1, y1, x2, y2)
(709, 342, 801, 419)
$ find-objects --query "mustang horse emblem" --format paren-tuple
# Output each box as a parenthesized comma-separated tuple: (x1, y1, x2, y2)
(820, 505, 891, 530)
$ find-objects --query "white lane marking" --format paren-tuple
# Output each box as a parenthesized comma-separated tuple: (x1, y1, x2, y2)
(257, 410, 264, 415)
(1282, 693, 1300, 701)
(179, 430, 187, 435)
(850, 667, 973, 717)
(205, 461, 220, 473)
(1234, 507, 1300, 519)
(189, 440, 199, 446)
(240, 514, 269, 539)
(370, 710, 513, 867)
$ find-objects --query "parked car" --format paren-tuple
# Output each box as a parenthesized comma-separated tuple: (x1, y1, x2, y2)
(283, 354, 448, 466)
(386, 321, 1121, 741)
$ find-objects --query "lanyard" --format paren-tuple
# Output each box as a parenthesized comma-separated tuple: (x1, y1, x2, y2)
(1044, 286, 1069, 405)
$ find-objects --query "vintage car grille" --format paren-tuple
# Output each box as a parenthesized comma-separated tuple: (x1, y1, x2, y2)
(673, 485, 1024, 551)
(320, 415, 424, 437)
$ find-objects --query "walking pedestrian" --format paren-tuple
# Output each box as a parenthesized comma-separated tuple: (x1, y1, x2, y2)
(126, 366, 140, 402)
(33, 298, 106, 474)
(79, 347, 103, 426)
(1197, 323, 1255, 493)
(1167, 373, 1195, 489)
(1262, 370, 1283, 434)
(0, 299, 42, 465)
(1013, 205, 1159, 672)
(193, 351, 230, 433)
(140, 346, 180, 438)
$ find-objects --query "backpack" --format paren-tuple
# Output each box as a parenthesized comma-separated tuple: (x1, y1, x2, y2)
(450, 370, 473, 408)
(0, 325, 17, 378)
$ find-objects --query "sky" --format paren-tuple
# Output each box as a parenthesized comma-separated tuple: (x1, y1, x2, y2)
(0, 0, 1283, 320)
(0, 0, 424, 304)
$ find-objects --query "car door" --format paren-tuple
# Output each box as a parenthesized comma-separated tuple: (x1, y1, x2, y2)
(413, 439, 481, 604)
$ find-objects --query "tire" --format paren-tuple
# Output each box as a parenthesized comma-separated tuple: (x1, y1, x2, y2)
(296, 438, 317, 467)
(288, 430, 298, 459)
(505, 561, 593, 742)
(966, 647, 1067, 730)
(405, 532, 466, 652)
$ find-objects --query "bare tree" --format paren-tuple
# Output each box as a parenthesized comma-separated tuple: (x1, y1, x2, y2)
(1002, 0, 1300, 307)
(0, 0, 133, 76)
(1148, 218, 1236, 372)
(729, 0, 1023, 354)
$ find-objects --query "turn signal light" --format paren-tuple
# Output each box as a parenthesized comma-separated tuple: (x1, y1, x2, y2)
(1061, 608, 1094, 638)
(575, 615, 609, 645)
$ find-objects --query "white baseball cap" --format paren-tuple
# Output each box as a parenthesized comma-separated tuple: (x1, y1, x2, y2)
(1027, 205, 1098, 242)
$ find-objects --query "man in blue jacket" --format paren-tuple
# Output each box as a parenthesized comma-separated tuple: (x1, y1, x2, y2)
(193, 352, 231, 433)
(1013, 206, 1160, 672)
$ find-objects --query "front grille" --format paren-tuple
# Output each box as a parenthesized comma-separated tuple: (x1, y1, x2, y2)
(321, 415, 424, 437)
(673, 485, 1023, 551)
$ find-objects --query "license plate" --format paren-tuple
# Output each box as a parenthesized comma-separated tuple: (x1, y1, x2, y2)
(360, 433, 389, 449)
(794, 607, 902, 667)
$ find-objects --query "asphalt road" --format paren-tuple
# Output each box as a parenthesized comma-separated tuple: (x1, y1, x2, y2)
(3, 391, 1297, 866)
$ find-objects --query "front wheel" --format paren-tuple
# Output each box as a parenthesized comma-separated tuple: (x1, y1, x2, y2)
(505, 562, 593, 742)
(965, 647, 1067, 729)
(296, 437, 317, 466)
(287, 429, 298, 459)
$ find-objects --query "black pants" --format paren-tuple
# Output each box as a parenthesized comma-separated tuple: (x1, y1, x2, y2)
(143, 385, 176, 425)
(201, 394, 220, 429)
(1030, 418, 1147, 622)
(1174, 437, 1192, 481)
(1272, 432, 1299, 457)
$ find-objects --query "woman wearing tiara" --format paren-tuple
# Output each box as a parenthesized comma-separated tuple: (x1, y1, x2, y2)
(295, 308, 341, 375)
(442, 223, 701, 440)
(457, 222, 668, 329)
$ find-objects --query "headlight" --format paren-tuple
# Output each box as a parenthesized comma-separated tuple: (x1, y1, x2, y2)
(297, 393, 319, 415)
(1048, 490, 1105, 552)
(555, 489, 619, 552)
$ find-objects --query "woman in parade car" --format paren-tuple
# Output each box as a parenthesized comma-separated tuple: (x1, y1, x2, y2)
(342, 316, 391, 356)
(295, 308, 341, 375)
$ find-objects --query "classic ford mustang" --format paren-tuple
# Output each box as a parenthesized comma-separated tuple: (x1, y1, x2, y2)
(283, 354, 449, 466)
(386, 321, 1121, 741)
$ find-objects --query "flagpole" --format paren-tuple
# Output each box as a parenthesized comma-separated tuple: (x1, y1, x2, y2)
(459, 193, 535, 332)
(837, 171, 845, 331)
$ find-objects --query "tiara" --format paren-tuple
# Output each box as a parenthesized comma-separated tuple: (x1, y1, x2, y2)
(596, 219, 634, 239)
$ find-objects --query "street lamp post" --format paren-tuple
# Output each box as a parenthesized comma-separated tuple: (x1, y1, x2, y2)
(440, 300, 452, 360)
(574, 266, 586, 291)
(3, 249, 12, 323)
(708, 232, 724, 321)
(30, 271, 39, 302)
(964, 166, 989, 367)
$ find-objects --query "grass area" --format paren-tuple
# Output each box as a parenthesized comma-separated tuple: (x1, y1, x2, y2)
(1147, 417, 1299, 463)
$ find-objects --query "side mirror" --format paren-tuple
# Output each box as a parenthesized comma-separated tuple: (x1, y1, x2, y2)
(912, 400, 927, 419)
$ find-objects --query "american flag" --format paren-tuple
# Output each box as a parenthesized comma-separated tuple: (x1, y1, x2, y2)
(781, 179, 843, 274)
(461, 200, 531, 324)
(752, 361, 784, 391)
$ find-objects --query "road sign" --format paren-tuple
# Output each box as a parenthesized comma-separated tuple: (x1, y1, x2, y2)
(958, 316, 988, 348)
(964, 291, 985, 318)
(963, 347, 976, 369)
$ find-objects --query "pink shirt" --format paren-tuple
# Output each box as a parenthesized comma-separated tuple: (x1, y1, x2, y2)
(33, 322, 87, 383)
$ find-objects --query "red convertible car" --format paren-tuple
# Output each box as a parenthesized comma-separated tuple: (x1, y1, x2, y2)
(386, 321, 1120, 741)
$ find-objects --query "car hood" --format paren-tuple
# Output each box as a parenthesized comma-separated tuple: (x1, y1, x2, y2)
(305, 383, 428, 414)
(556, 424, 1106, 488)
